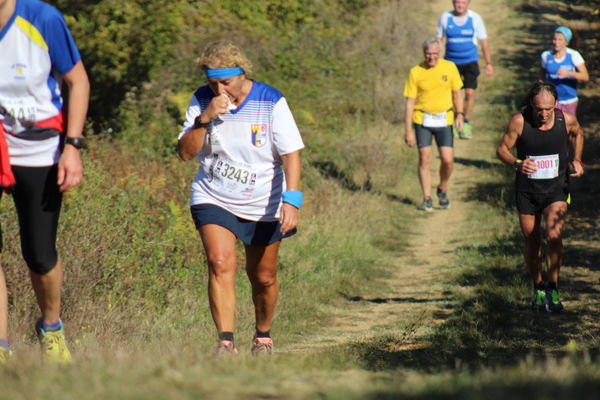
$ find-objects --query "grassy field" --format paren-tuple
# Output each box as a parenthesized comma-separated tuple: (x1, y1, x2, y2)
(1, 0, 600, 398)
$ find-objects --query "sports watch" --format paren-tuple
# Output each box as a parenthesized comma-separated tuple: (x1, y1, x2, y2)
(64, 137, 86, 150)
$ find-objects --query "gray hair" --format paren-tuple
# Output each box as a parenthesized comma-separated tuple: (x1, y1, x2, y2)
(422, 38, 440, 52)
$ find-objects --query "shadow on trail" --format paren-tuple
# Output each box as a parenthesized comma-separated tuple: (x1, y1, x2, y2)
(340, 292, 450, 305)
(311, 160, 372, 192)
(344, 232, 600, 373)
(311, 160, 415, 205)
(454, 157, 500, 170)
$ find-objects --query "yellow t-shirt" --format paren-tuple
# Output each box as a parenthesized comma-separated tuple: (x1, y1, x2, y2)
(403, 59, 463, 125)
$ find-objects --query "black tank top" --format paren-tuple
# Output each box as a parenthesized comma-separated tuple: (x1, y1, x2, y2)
(516, 109, 568, 193)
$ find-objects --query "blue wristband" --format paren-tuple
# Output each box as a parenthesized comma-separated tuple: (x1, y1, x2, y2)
(282, 190, 303, 209)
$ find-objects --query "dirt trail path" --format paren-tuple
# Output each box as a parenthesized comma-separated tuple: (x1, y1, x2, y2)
(285, 0, 508, 353)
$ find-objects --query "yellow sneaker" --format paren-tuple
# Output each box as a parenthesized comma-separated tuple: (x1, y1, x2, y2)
(0, 347, 12, 364)
(36, 320, 72, 365)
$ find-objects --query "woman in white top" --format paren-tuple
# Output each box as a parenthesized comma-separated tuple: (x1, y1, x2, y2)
(540, 26, 589, 115)
(178, 40, 304, 356)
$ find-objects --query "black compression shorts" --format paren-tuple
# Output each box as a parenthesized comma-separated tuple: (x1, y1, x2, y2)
(414, 124, 454, 148)
(1, 165, 62, 274)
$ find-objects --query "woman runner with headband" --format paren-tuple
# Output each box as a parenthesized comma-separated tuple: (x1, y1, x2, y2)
(540, 26, 589, 115)
(178, 40, 304, 356)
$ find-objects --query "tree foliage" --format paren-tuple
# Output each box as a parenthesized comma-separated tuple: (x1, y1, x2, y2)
(50, 0, 185, 128)
(48, 0, 400, 140)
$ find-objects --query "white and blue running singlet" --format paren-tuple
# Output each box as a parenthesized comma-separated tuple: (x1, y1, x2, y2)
(179, 81, 304, 221)
(437, 10, 487, 66)
(541, 48, 585, 104)
(0, 0, 81, 166)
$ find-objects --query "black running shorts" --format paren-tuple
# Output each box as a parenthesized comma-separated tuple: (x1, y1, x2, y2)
(456, 62, 480, 90)
(516, 188, 569, 215)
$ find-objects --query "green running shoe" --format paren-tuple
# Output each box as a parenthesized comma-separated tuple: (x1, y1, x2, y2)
(532, 288, 547, 311)
(459, 122, 472, 139)
(545, 288, 564, 313)
(0, 347, 12, 365)
(36, 321, 72, 364)
(452, 125, 460, 138)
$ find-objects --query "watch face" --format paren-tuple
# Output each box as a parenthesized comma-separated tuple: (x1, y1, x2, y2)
(65, 137, 86, 149)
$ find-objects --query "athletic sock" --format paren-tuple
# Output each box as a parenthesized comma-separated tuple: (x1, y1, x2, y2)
(547, 281, 557, 289)
(0, 339, 9, 350)
(39, 319, 63, 332)
(218, 331, 234, 342)
(255, 329, 271, 338)
(464, 119, 470, 124)
(535, 281, 547, 290)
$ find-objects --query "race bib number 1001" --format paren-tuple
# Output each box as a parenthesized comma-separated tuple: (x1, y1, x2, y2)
(528, 154, 559, 180)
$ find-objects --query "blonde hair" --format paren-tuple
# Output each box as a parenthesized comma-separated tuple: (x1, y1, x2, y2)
(197, 40, 253, 76)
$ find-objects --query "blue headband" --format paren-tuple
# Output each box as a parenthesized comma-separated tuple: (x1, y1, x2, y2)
(555, 26, 572, 44)
(205, 67, 244, 79)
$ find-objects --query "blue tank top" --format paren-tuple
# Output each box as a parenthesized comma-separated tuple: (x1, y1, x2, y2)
(543, 52, 578, 102)
(444, 15, 478, 65)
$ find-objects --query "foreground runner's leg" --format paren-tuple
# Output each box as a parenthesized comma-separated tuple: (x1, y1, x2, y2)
(437, 146, 454, 209)
(543, 201, 568, 312)
(0, 266, 10, 363)
(417, 146, 433, 211)
(519, 213, 547, 311)
(199, 224, 239, 351)
(245, 241, 280, 355)
(543, 201, 567, 284)
(460, 89, 476, 139)
(519, 213, 544, 285)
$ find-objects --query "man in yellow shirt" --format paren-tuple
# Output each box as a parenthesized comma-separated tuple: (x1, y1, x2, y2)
(404, 38, 464, 211)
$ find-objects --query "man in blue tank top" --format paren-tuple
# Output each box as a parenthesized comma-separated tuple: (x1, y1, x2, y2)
(437, 0, 493, 139)
(496, 81, 584, 313)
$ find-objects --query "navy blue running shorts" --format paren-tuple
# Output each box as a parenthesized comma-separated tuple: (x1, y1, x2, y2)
(516, 189, 569, 215)
(456, 62, 480, 90)
(190, 204, 296, 246)
(414, 124, 454, 148)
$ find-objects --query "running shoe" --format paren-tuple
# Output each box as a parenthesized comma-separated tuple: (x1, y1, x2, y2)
(251, 337, 273, 356)
(215, 339, 238, 356)
(36, 320, 72, 364)
(459, 123, 472, 139)
(0, 347, 12, 365)
(545, 288, 564, 313)
(417, 197, 433, 212)
(452, 125, 460, 138)
(532, 288, 547, 311)
(436, 187, 450, 209)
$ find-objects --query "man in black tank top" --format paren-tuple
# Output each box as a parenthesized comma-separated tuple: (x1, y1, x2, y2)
(496, 81, 584, 313)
